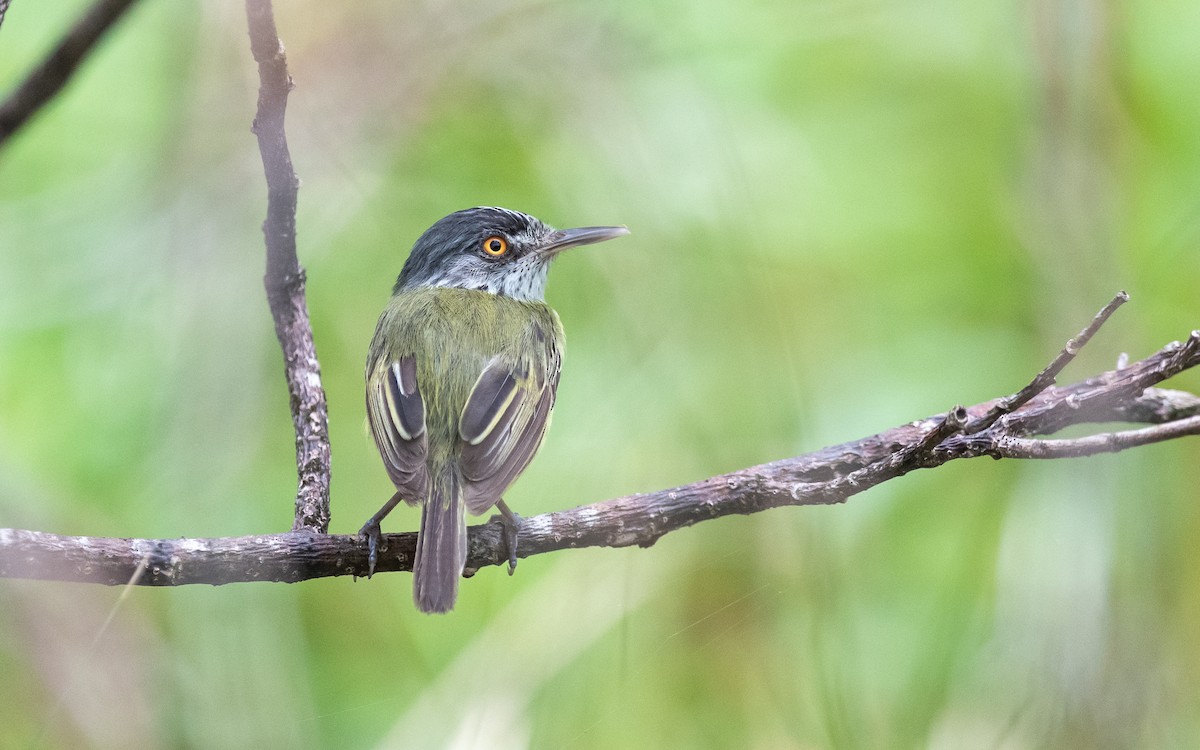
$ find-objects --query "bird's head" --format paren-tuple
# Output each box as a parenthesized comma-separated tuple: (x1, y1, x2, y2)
(394, 207, 628, 301)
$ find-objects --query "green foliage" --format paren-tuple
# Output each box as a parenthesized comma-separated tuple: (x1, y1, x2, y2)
(2, 0, 1199, 747)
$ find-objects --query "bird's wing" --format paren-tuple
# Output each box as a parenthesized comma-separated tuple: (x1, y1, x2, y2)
(458, 355, 558, 515)
(366, 353, 429, 503)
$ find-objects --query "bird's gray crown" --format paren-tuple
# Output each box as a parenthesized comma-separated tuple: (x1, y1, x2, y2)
(394, 207, 557, 302)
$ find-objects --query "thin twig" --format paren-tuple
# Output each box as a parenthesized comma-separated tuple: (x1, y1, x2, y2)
(845, 405, 967, 483)
(965, 290, 1130, 434)
(245, 0, 332, 532)
(982, 414, 1200, 459)
(0, 0, 139, 147)
(995, 330, 1200, 440)
(0, 0, 12, 35)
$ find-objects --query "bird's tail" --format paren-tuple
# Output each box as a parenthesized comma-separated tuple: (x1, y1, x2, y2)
(413, 468, 467, 613)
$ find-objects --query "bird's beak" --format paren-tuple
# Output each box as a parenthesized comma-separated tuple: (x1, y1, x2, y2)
(538, 225, 630, 257)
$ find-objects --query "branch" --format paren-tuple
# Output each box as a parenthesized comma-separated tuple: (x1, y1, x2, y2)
(983, 416, 1200, 459)
(964, 290, 1128, 433)
(0, 0, 139, 147)
(3, 321, 1198, 586)
(245, 0, 331, 533)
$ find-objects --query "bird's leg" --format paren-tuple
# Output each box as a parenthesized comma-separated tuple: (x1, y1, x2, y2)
(495, 499, 522, 575)
(358, 490, 404, 578)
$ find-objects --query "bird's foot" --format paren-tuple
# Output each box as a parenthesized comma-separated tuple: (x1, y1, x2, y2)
(494, 499, 522, 576)
(357, 490, 404, 579)
(358, 519, 384, 578)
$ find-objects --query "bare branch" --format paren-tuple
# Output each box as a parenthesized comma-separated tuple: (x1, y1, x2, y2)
(2, 327, 1198, 586)
(0, 0, 139, 147)
(965, 290, 1129, 433)
(0, 529, 355, 586)
(1120, 387, 1200, 423)
(245, 0, 331, 533)
(774, 406, 971, 508)
(988, 415, 1200, 459)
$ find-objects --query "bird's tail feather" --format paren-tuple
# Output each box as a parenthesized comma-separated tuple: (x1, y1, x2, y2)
(413, 469, 467, 613)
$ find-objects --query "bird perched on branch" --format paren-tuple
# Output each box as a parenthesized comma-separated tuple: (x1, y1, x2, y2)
(359, 207, 628, 613)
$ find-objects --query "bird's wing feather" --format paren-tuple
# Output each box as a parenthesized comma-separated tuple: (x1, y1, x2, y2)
(458, 363, 521, 446)
(366, 354, 428, 503)
(459, 355, 558, 515)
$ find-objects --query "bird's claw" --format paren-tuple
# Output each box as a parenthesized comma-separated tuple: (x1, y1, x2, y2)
(357, 490, 404, 579)
(358, 520, 384, 578)
(494, 500, 522, 576)
(502, 521, 519, 575)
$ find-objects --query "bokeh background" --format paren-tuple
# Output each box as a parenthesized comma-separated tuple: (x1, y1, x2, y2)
(2, 0, 1199, 747)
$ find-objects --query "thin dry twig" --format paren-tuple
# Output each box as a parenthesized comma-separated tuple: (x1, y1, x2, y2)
(245, 0, 332, 532)
(965, 290, 1129, 433)
(969, 414, 1200, 459)
(0, 0, 139, 147)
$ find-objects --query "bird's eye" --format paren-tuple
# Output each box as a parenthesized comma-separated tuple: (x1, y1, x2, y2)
(482, 236, 508, 257)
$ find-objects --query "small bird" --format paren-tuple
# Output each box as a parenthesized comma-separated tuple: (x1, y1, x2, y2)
(360, 207, 628, 613)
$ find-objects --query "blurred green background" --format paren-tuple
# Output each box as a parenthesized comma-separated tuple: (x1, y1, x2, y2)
(2, 0, 1199, 747)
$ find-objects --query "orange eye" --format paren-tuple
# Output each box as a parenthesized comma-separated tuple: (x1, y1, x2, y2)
(482, 236, 508, 257)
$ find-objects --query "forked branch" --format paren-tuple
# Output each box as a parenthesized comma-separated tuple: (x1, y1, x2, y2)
(2, 300, 1197, 586)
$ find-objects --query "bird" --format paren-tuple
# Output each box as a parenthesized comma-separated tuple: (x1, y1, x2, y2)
(359, 206, 629, 613)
